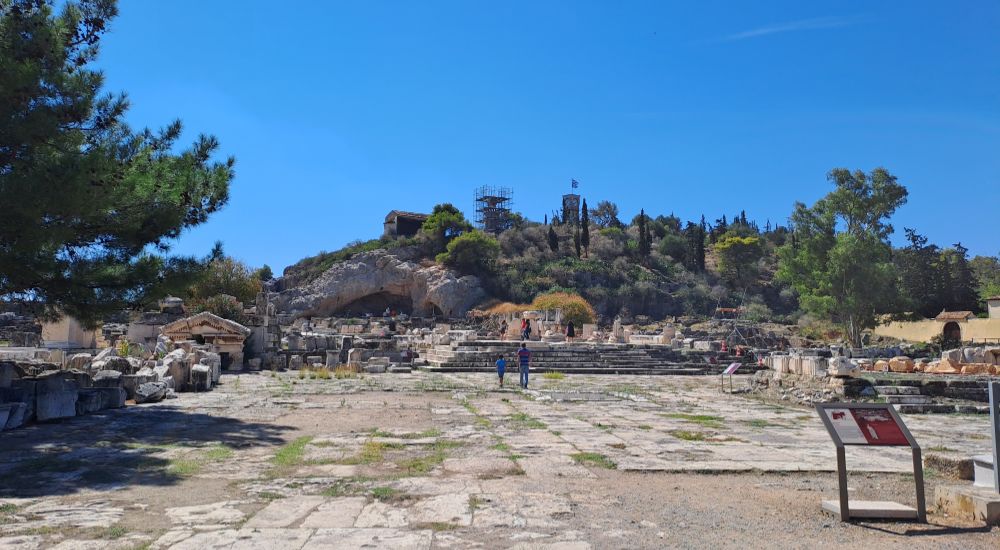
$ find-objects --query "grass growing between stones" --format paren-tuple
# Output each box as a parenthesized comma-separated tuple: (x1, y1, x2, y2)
(663, 413, 724, 429)
(370, 428, 442, 439)
(104, 525, 128, 539)
(928, 445, 957, 452)
(397, 450, 447, 475)
(468, 495, 486, 511)
(510, 412, 546, 429)
(670, 430, 709, 442)
(570, 452, 617, 469)
(543, 372, 566, 380)
(637, 424, 652, 430)
(744, 419, 777, 429)
(271, 436, 314, 468)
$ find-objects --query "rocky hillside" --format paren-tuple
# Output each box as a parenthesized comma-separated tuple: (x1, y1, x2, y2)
(273, 247, 486, 318)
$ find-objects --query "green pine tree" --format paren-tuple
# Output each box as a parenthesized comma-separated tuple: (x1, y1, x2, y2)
(0, 0, 235, 325)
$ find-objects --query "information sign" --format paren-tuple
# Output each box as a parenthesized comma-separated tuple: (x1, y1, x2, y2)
(815, 403, 926, 522)
(822, 407, 909, 446)
(723, 362, 741, 375)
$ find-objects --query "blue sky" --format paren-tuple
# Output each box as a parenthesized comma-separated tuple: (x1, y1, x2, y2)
(97, 0, 1000, 271)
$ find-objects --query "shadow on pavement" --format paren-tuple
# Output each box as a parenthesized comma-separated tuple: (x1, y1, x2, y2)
(0, 403, 290, 498)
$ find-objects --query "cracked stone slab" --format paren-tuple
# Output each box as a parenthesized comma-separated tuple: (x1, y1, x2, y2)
(165, 501, 246, 528)
(245, 496, 325, 528)
(408, 493, 472, 526)
(0, 535, 42, 550)
(472, 492, 573, 528)
(164, 528, 314, 550)
(354, 501, 408, 528)
(303, 528, 432, 550)
(301, 497, 367, 529)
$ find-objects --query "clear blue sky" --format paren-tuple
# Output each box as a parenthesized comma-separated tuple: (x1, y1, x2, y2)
(96, 0, 1000, 272)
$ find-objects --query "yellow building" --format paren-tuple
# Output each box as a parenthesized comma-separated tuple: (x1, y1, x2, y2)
(874, 301, 1000, 344)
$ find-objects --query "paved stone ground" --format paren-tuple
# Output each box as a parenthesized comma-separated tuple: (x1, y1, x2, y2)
(0, 371, 997, 549)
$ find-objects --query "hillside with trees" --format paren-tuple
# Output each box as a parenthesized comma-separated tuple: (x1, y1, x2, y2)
(279, 168, 1000, 344)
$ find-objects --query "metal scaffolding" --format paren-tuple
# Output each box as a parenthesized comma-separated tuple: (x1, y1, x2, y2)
(474, 186, 514, 234)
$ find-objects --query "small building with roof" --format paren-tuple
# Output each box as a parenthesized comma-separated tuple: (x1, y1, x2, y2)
(383, 210, 429, 238)
(160, 312, 251, 370)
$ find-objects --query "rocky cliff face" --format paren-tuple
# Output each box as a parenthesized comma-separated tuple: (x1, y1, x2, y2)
(274, 248, 486, 318)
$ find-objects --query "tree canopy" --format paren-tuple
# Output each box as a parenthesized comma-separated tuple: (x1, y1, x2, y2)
(0, 0, 235, 325)
(778, 168, 906, 346)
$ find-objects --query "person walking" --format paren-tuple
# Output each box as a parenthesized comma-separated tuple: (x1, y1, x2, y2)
(522, 318, 532, 340)
(499, 320, 508, 341)
(517, 343, 531, 389)
(495, 354, 506, 388)
(566, 320, 575, 342)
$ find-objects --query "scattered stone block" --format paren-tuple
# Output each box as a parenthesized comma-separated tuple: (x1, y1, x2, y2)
(0, 361, 21, 388)
(191, 364, 212, 391)
(67, 353, 92, 370)
(935, 484, 1000, 525)
(135, 381, 168, 404)
(92, 370, 123, 388)
(925, 453, 974, 481)
(34, 371, 79, 421)
(888, 356, 914, 373)
(122, 373, 156, 400)
(2, 402, 27, 430)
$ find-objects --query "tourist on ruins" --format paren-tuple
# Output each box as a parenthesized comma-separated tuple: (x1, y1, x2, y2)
(566, 320, 576, 342)
(522, 318, 532, 340)
(495, 354, 506, 388)
(499, 319, 508, 340)
(517, 343, 531, 389)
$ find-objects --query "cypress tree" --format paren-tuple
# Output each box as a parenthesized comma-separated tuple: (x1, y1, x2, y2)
(547, 226, 559, 252)
(638, 209, 651, 259)
(580, 198, 590, 257)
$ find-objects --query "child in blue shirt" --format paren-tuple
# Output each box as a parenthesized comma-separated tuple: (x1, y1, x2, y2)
(495, 354, 506, 388)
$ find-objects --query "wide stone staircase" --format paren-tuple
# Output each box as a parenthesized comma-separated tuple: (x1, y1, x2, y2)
(866, 376, 993, 414)
(419, 341, 763, 376)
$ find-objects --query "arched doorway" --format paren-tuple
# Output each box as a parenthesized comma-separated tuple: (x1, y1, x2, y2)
(942, 321, 961, 342)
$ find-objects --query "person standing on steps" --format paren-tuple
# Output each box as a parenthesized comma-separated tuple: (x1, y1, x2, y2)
(495, 354, 506, 388)
(566, 320, 575, 342)
(517, 343, 531, 389)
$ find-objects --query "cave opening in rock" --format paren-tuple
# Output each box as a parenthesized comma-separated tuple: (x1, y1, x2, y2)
(334, 292, 415, 317)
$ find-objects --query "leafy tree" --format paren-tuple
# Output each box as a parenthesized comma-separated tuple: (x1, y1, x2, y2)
(547, 226, 559, 252)
(658, 233, 687, 263)
(895, 229, 944, 317)
(194, 294, 247, 324)
(683, 222, 706, 272)
(436, 231, 499, 277)
(971, 255, 1000, 302)
(188, 256, 262, 306)
(715, 234, 763, 289)
(580, 198, 590, 256)
(0, 0, 235, 325)
(944, 243, 979, 312)
(421, 203, 472, 252)
(778, 168, 906, 346)
(255, 264, 273, 281)
(589, 200, 621, 228)
(530, 291, 595, 326)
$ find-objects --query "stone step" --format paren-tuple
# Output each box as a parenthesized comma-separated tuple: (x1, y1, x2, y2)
(874, 386, 922, 396)
(883, 395, 933, 405)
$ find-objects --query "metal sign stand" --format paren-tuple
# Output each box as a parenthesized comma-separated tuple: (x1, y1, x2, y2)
(815, 403, 926, 522)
